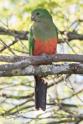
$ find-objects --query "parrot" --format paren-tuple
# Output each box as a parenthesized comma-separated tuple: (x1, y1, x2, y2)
(28, 8, 58, 111)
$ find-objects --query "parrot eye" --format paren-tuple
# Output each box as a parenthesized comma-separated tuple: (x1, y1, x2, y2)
(36, 12, 40, 16)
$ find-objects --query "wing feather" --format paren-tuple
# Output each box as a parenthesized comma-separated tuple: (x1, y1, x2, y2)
(28, 27, 34, 55)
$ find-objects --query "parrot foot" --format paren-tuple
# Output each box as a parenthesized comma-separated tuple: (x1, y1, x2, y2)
(42, 53, 48, 58)
(41, 53, 50, 64)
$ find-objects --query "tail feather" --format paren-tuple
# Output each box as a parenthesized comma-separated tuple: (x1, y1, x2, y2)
(34, 76, 47, 111)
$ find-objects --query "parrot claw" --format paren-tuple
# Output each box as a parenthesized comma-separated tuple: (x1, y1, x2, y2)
(42, 53, 49, 60)
(42, 53, 47, 56)
(41, 53, 51, 64)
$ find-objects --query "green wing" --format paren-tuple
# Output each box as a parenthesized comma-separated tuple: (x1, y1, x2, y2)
(28, 27, 34, 55)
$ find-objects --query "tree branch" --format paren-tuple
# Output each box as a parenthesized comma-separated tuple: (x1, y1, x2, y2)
(0, 54, 83, 63)
(0, 27, 83, 42)
(0, 63, 83, 77)
(0, 54, 83, 73)
(67, 32, 83, 41)
(0, 54, 82, 76)
(0, 27, 28, 40)
(0, 39, 18, 53)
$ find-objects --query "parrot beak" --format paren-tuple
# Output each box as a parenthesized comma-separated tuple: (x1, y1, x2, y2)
(31, 15, 36, 21)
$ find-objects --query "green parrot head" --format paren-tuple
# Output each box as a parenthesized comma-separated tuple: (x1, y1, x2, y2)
(31, 8, 52, 23)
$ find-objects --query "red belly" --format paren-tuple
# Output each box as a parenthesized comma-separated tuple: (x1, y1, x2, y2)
(33, 38, 57, 55)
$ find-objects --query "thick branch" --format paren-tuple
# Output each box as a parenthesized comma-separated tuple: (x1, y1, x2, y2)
(0, 54, 83, 73)
(0, 54, 83, 63)
(0, 63, 83, 77)
(0, 54, 82, 76)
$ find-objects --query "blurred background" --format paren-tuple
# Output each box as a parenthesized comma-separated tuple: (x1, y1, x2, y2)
(0, 0, 83, 124)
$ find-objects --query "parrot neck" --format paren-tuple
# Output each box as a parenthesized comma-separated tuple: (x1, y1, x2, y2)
(32, 20, 58, 41)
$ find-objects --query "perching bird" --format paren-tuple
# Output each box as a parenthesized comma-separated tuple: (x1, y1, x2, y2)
(29, 8, 58, 110)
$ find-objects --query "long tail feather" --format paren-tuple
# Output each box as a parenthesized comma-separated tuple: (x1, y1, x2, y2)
(34, 76, 47, 111)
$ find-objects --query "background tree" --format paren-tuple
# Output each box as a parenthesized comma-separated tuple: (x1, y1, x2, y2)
(0, 0, 83, 124)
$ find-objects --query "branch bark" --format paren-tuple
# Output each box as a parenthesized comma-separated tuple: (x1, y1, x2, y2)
(0, 54, 83, 63)
(0, 63, 83, 77)
(0, 54, 83, 77)
(0, 27, 28, 40)
(0, 27, 83, 42)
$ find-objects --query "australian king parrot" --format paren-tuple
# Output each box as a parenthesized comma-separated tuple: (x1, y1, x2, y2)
(29, 8, 58, 110)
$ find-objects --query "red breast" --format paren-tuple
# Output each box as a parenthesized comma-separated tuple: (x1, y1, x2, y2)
(33, 38, 58, 55)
